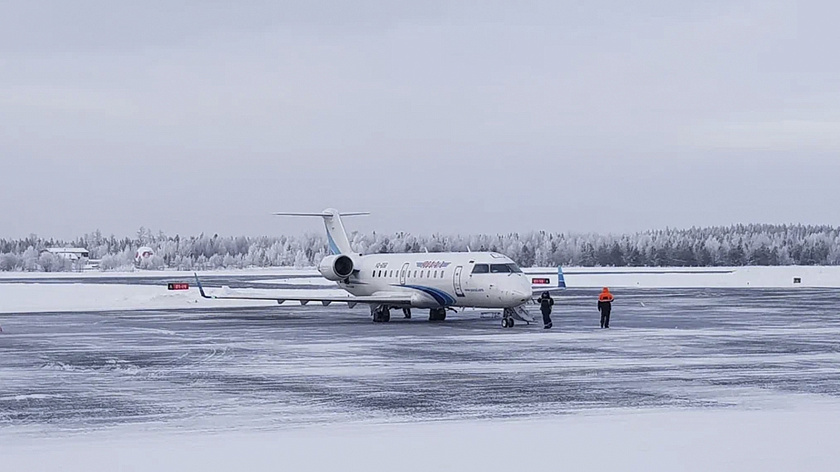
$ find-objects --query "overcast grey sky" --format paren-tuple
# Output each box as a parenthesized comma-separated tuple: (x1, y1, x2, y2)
(2, 1, 838, 239)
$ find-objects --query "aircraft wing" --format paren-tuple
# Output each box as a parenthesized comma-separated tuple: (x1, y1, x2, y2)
(194, 274, 412, 308)
(530, 286, 567, 295)
(524, 266, 567, 295)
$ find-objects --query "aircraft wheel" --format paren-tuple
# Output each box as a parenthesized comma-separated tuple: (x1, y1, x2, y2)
(508, 317, 515, 328)
(373, 307, 390, 323)
(429, 308, 446, 322)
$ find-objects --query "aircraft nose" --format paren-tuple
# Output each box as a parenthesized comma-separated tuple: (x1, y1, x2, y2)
(509, 290, 529, 301)
(508, 280, 532, 302)
(502, 276, 532, 305)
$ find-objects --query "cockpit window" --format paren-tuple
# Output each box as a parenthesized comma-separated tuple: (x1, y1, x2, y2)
(490, 264, 512, 273)
(488, 263, 522, 273)
(471, 264, 489, 274)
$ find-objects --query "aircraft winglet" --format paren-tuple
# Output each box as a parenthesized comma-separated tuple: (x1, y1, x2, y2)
(194, 273, 211, 299)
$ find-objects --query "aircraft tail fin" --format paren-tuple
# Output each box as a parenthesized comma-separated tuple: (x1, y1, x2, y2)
(274, 208, 368, 255)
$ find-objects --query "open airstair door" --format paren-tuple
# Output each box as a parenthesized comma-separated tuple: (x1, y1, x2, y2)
(509, 305, 534, 324)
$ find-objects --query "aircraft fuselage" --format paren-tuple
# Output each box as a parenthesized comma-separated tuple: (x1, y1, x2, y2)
(337, 252, 532, 309)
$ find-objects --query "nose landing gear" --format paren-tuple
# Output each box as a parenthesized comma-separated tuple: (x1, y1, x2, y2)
(501, 306, 530, 328)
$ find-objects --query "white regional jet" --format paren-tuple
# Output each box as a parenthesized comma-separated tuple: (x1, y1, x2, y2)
(195, 209, 564, 328)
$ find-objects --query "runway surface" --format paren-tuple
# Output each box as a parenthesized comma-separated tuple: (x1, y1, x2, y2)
(2, 284, 840, 434)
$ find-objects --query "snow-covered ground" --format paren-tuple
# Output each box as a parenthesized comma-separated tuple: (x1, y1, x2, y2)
(4, 402, 839, 472)
(4, 265, 838, 288)
(2, 274, 840, 470)
(2, 266, 838, 314)
(248, 276, 334, 286)
(0, 284, 273, 313)
(0, 283, 359, 314)
(563, 265, 840, 288)
(0, 269, 333, 314)
(0, 267, 319, 280)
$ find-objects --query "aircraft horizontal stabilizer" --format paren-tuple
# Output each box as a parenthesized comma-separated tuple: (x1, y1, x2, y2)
(272, 212, 369, 217)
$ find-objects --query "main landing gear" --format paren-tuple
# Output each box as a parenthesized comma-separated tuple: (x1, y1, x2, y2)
(372, 306, 391, 323)
(372, 306, 446, 323)
(429, 308, 447, 322)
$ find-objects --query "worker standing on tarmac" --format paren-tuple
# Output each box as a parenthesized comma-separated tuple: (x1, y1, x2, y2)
(597, 287, 614, 328)
(539, 291, 554, 329)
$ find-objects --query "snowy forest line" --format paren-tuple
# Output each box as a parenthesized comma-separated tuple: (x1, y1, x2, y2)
(1, 224, 840, 272)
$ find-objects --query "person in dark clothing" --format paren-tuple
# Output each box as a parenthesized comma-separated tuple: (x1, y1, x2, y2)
(597, 287, 614, 328)
(539, 291, 554, 329)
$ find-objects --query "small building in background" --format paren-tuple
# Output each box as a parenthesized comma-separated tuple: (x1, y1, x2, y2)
(135, 246, 155, 266)
(44, 247, 90, 261)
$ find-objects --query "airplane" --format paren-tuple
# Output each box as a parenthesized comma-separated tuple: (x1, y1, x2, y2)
(195, 209, 565, 328)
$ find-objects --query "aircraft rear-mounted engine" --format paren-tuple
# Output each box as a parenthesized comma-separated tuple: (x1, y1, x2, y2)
(318, 254, 355, 281)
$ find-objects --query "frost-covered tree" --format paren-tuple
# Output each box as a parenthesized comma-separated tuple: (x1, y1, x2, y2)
(21, 247, 40, 271)
(2, 223, 840, 271)
(0, 253, 20, 271)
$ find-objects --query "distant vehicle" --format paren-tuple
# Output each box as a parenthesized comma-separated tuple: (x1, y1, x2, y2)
(135, 247, 154, 267)
(196, 209, 564, 328)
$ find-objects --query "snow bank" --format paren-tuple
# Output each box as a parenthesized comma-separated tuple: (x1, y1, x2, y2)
(561, 265, 840, 288)
(0, 267, 320, 280)
(4, 265, 839, 288)
(3, 402, 839, 472)
(248, 276, 333, 286)
(0, 284, 277, 313)
(2, 266, 839, 314)
(0, 283, 347, 314)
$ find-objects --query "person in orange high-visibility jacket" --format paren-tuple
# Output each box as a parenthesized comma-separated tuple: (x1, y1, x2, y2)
(597, 288, 614, 328)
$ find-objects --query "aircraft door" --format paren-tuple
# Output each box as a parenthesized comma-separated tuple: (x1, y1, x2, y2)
(453, 265, 465, 297)
(399, 262, 410, 285)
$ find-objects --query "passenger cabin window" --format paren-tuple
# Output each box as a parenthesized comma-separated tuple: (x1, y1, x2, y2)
(471, 264, 490, 274)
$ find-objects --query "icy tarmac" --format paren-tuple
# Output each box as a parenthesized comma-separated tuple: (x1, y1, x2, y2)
(2, 286, 840, 434)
